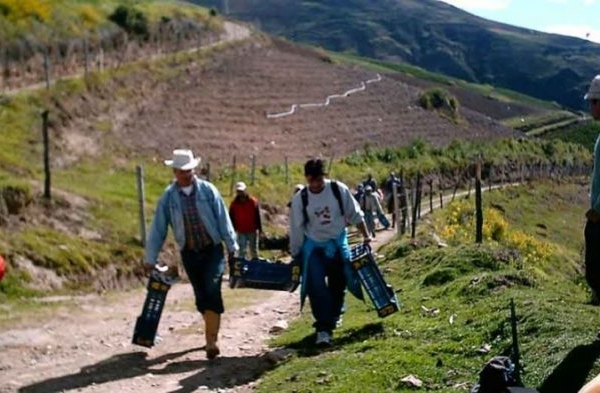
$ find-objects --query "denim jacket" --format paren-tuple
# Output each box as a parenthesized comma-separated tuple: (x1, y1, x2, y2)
(145, 177, 238, 264)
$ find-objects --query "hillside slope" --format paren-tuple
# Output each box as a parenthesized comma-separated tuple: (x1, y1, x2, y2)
(98, 37, 518, 166)
(190, 0, 600, 110)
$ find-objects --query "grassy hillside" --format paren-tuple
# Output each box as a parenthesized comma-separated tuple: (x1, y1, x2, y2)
(0, 15, 591, 302)
(0, 0, 217, 42)
(189, 0, 600, 110)
(257, 181, 598, 393)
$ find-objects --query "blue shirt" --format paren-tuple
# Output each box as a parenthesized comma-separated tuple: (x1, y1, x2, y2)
(145, 176, 238, 264)
(592, 135, 600, 212)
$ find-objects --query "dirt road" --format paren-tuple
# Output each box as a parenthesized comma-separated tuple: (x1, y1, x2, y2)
(0, 226, 398, 393)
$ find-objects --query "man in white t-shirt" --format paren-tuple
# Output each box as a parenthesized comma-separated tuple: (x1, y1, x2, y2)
(289, 158, 372, 346)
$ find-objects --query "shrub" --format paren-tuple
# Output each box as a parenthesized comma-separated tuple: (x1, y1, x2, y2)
(418, 88, 460, 121)
(109, 5, 150, 40)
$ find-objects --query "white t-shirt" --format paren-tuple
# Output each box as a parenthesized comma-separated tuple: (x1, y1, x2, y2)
(289, 180, 364, 256)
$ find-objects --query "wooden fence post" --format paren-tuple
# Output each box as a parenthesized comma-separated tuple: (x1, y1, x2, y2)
(229, 154, 237, 196)
(393, 185, 400, 236)
(417, 176, 423, 219)
(399, 173, 408, 235)
(250, 154, 256, 186)
(43, 49, 51, 90)
(411, 173, 422, 239)
(475, 157, 483, 244)
(428, 179, 433, 213)
(136, 165, 147, 246)
(285, 156, 289, 184)
(488, 165, 493, 192)
(42, 110, 51, 200)
(438, 177, 443, 209)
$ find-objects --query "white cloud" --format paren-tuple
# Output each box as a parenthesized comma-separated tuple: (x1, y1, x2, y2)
(438, 0, 511, 11)
(584, 0, 596, 5)
(544, 24, 600, 43)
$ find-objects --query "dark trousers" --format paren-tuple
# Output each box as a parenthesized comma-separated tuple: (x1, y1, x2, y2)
(181, 245, 225, 314)
(585, 220, 600, 293)
(306, 249, 347, 333)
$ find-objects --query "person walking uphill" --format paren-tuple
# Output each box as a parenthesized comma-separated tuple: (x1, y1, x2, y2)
(584, 75, 600, 305)
(229, 181, 262, 260)
(289, 158, 372, 346)
(144, 149, 238, 360)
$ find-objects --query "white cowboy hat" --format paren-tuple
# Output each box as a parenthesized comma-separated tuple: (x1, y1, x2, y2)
(235, 181, 247, 191)
(164, 149, 200, 170)
(584, 74, 600, 100)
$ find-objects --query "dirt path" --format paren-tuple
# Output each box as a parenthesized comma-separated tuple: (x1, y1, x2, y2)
(0, 227, 397, 393)
(0, 282, 298, 393)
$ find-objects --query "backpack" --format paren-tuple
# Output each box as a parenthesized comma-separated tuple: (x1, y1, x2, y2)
(471, 356, 519, 393)
(300, 180, 344, 224)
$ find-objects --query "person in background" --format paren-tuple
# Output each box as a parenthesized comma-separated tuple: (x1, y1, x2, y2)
(289, 158, 372, 346)
(384, 171, 401, 229)
(229, 181, 262, 260)
(360, 185, 385, 238)
(0, 254, 5, 283)
(584, 74, 600, 305)
(363, 173, 377, 191)
(144, 149, 238, 360)
(353, 183, 365, 203)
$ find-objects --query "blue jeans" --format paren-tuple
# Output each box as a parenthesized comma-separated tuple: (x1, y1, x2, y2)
(585, 220, 600, 293)
(181, 245, 225, 314)
(306, 248, 346, 333)
(237, 231, 258, 259)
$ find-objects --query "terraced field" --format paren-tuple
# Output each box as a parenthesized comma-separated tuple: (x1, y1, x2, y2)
(112, 38, 518, 165)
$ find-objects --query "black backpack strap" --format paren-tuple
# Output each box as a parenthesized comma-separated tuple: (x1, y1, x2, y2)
(301, 187, 309, 224)
(330, 180, 345, 216)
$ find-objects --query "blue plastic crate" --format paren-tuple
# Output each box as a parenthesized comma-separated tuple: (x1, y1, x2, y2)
(229, 258, 301, 292)
(350, 244, 400, 318)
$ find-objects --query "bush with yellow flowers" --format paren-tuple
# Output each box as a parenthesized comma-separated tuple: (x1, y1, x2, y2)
(439, 200, 552, 266)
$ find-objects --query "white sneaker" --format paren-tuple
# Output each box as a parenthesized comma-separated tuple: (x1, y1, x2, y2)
(315, 331, 332, 346)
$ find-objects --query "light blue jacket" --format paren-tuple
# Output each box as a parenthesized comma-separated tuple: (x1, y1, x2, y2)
(299, 229, 364, 310)
(145, 177, 238, 264)
(592, 135, 600, 212)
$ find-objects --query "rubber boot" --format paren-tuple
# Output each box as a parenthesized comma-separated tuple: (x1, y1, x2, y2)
(203, 310, 221, 359)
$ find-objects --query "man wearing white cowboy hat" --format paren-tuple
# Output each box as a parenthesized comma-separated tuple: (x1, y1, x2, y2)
(145, 148, 238, 359)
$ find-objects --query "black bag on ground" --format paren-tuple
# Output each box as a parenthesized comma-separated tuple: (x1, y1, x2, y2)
(471, 356, 538, 393)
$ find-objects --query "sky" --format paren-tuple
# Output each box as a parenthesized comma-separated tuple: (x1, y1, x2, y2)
(439, 0, 600, 43)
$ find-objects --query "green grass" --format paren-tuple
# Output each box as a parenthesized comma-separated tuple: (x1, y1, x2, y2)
(256, 181, 597, 392)
(545, 121, 600, 152)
